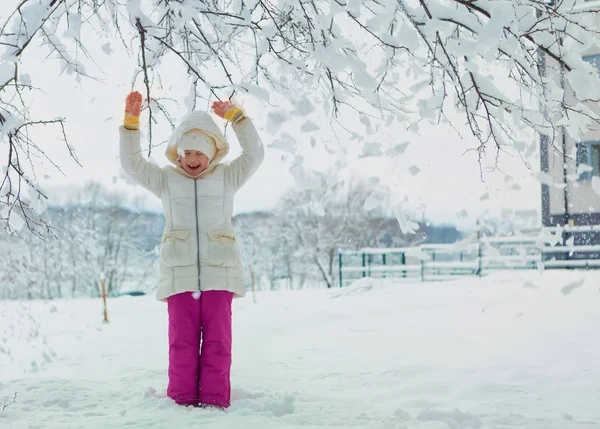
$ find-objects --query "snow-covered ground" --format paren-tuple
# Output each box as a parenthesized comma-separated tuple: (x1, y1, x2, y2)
(1, 271, 600, 429)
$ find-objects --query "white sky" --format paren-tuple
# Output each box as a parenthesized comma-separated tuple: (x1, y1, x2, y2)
(3, 7, 543, 230)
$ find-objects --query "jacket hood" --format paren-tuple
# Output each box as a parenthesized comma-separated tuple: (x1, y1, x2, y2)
(165, 111, 229, 178)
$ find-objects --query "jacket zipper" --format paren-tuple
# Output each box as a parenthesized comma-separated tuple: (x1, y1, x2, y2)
(194, 180, 201, 292)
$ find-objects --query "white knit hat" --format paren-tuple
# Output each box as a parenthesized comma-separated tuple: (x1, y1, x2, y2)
(166, 111, 229, 170)
(177, 129, 217, 162)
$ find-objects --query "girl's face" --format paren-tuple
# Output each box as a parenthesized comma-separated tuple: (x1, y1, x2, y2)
(180, 150, 209, 177)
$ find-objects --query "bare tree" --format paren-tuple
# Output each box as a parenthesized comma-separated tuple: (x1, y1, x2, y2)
(2, 1, 600, 234)
(276, 173, 393, 287)
(233, 212, 295, 290)
(0, 182, 161, 299)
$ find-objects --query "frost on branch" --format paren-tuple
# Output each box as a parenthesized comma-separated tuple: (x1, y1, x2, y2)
(1, 0, 600, 234)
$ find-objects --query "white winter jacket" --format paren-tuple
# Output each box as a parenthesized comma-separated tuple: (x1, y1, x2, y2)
(119, 113, 264, 301)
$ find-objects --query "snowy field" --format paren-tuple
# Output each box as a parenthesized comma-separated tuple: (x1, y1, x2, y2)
(1, 271, 600, 429)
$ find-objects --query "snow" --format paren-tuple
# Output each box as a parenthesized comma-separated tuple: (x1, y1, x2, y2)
(393, 203, 420, 234)
(2, 0, 599, 235)
(408, 165, 420, 176)
(299, 120, 320, 133)
(2, 270, 600, 428)
(64, 12, 82, 39)
(360, 142, 384, 158)
(592, 176, 600, 197)
(533, 171, 564, 188)
(0, 61, 15, 88)
(7, 210, 25, 232)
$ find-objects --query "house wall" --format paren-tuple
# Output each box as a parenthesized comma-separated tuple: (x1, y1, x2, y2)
(544, 34, 600, 225)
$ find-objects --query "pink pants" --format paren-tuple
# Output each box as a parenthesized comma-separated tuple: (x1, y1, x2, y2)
(166, 290, 233, 408)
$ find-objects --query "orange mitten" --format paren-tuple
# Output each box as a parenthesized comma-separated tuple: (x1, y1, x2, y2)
(212, 100, 246, 124)
(124, 91, 142, 130)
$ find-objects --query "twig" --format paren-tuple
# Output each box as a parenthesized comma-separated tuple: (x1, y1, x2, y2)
(135, 18, 153, 156)
(1, 393, 17, 416)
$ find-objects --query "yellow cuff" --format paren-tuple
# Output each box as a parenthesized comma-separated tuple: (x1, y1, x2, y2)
(223, 106, 246, 124)
(124, 113, 140, 130)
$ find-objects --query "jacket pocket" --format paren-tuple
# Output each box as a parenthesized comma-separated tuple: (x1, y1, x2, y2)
(160, 229, 192, 267)
(206, 229, 240, 268)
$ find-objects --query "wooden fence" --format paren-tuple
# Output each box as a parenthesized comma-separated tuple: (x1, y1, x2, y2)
(338, 231, 600, 287)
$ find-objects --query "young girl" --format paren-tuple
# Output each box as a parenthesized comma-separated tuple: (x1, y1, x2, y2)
(119, 91, 264, 409)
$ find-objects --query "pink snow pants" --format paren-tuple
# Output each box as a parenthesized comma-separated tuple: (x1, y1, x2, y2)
(166, 290, 233, 408)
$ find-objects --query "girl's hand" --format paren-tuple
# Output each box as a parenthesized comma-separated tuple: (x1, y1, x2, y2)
(211, 100, 246, 124)
(124, 91, 143, 130)
(211, 100, 233, 118)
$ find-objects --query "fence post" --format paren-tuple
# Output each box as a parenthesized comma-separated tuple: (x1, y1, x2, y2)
(99, 273, 109, 324)
(338, 252, 343, 287)
(382, 253, 387, 279)
(420, 259, 425, 282)
(401, 252, 406, 278)
(476, 220, 482, 277)
(362, 252, 366, 278)
(249, 264, 257, 304)
(540, 248, 545, 270)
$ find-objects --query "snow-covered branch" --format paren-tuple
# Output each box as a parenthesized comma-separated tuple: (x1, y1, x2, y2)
(1, 0, 600, 234)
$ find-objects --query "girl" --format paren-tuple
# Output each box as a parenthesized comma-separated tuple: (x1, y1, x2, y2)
(120, 91, 264, 409)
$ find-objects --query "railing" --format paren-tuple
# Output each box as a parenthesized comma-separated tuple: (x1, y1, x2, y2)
(338, 233, 600, 287)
